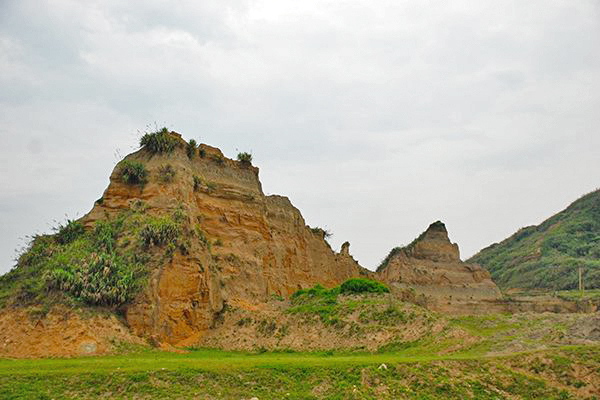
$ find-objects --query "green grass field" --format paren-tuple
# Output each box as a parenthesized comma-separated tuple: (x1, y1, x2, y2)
(2, 345, 598, 399)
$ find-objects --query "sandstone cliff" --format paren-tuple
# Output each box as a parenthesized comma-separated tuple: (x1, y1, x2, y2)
(376, 221, 504, 313)
(83, 132, 366, 345)
(2, 130, 594, 358)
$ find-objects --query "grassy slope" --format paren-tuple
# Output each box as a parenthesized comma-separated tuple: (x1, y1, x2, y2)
(2, 311, 599, 399)
(468, 189, 600, 290)
(1, 346, 597, 399)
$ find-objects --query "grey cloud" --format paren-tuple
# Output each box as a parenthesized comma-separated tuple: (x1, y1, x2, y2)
(0, 0, 599, 271)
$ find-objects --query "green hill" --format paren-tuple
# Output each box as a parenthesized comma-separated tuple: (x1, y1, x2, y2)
(468, 189, 600, 290)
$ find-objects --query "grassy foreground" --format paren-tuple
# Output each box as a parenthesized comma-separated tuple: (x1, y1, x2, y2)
(1, 346, 599, 399)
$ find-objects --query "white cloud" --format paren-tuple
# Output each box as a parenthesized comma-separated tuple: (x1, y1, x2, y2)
(0, 0, 599, 271)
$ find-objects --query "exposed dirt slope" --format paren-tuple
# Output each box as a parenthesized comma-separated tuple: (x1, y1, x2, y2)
(0, 307, 144, 358)
(193, 293, 600, 355)
(195, 294, 454, 352)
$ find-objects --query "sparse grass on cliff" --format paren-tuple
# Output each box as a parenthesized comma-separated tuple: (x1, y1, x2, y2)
(120, 160, 148, 185)
(310, 226, 332, 239)
(192, 175, 201, 191)
(186, 139, 197, 159)
(139, 127, 178, 154)
(139, 216, 180, 248)
(0, 205, 190, 308)
(157, 164, 176, 183)
(377, 246, 403, 272)
(236, 151, 252, 166)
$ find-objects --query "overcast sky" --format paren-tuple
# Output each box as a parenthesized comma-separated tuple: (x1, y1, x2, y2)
(1, 0, 599, 274)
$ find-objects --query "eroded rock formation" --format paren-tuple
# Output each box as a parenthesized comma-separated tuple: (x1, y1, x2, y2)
(376, 221, 504, 313)
(84, 134, 366, 345)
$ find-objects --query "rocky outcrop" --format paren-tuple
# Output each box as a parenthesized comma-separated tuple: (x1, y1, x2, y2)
(83, 133, 366, 345)
(376, 221, 504, 313)
(5, 131, 593, 358)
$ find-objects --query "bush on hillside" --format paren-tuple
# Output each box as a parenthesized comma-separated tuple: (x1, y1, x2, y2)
(340, 278, 389, 294)
(1, 213, 150, 308)
(45, 252, 142, 306)
(310, 227, 332, 239)
(120, 160, 148, 185)
(193, 175, 202, 192)
(237, 152, 252, 166)
(186, 139, 197, 159)
(157, 164, 176, 183)
(54, 219, 85, 245)
(139, 127, 178, 154)
(139, 217, 180, 248)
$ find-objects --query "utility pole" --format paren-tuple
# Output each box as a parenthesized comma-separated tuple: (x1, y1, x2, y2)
(579, 267, 584, 296)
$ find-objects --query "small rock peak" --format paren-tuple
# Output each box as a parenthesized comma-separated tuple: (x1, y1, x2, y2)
(340, 241, 350, 256)
(427, 220, 447, 232)
(408, 221, 460, 262)
(422, 220, 449, 239)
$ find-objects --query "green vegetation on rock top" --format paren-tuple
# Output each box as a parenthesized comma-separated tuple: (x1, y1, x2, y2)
(469, 189, 600, 290)
(236, 151, 252, 165)
(139, 127, 179, 154)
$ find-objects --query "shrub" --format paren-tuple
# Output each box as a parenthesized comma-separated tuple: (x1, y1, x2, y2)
(292, 284, 339, 299)
(157, 164, 176, 183)
(186, 139, 197, 159)
(54, 219, 85, 245)
(199, 148, 206, 158)
(237, 152, 252, 166)
(193, 175, 202, 192)
(120, 160, 148, 185)
(139, 217, 180, 248)
(310, 227, 332, 239)
(93, 218, 124, 253)
(339, 278, 389, 295)
(139, 127, 178, 154)
(45, 252, 142, 306)
(5, 209, 151, 309)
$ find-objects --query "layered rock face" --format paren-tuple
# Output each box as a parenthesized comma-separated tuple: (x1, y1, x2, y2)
(83, 133, 365, 344)
(376, 221, 503, 313)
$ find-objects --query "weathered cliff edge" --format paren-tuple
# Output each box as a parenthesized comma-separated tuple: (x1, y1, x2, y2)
(84, 133, 367, 345)
(376, 222, 596, 314)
